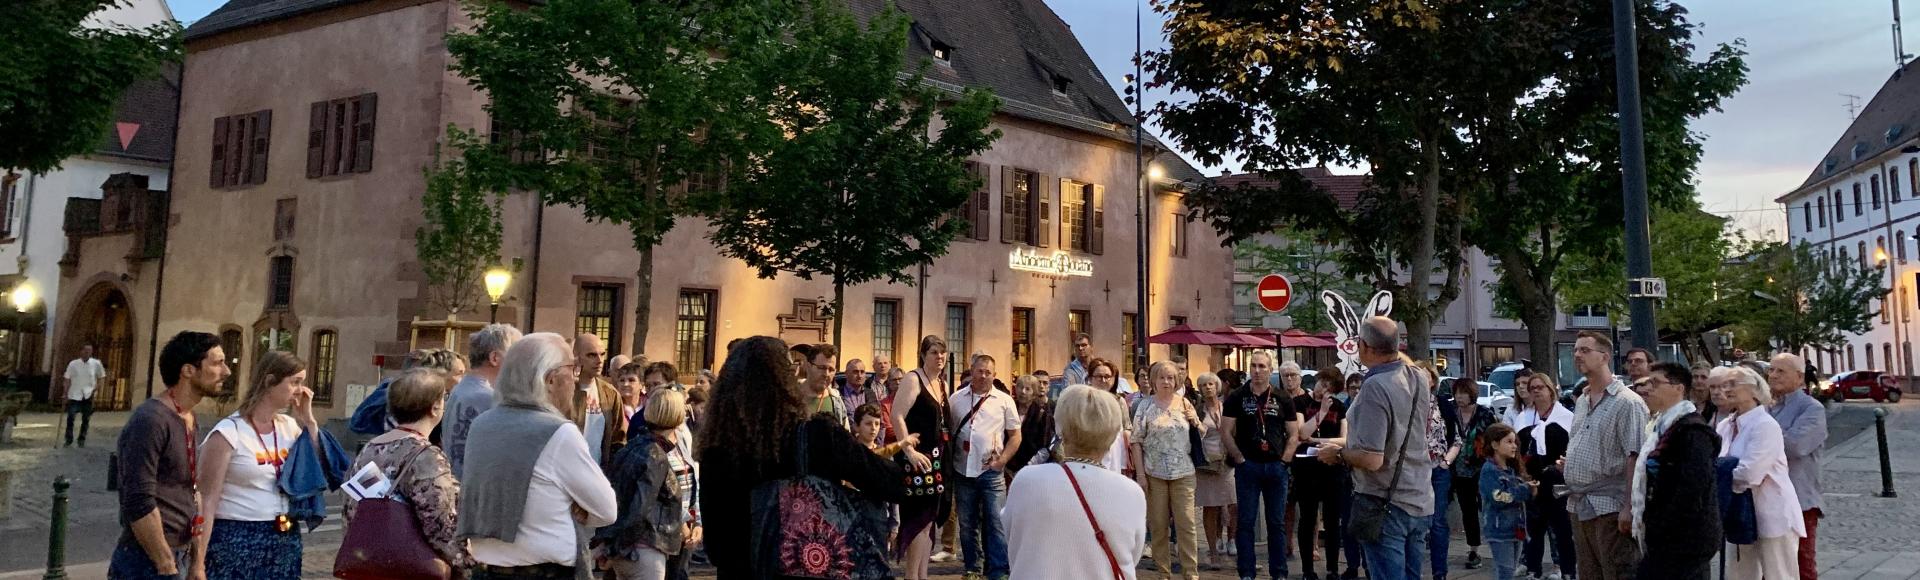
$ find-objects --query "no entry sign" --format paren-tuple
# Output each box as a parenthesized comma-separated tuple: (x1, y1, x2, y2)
(1257, 274, 1293, 312)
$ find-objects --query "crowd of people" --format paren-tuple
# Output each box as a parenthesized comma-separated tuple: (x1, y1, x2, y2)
(103, 316, 1831, 580)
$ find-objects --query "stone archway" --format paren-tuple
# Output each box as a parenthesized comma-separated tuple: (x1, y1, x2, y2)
(63, 283, 134, 410)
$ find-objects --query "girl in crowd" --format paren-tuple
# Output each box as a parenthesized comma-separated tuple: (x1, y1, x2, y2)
(1131, 361, 1206, 580)
(888, 336, 953, 580)
(343, 368, 467, 578)
(1006, 385, 1147, 580)
(1478, 423, 1533, 580)
(1194, 372, 1237, 568)
(598, 390, 698, 580)
(1293, 365, 1350, 580)
(192, 352, 317, 580)
(1510, 369, 1575, 580)
(1713, 366, 1805, 579)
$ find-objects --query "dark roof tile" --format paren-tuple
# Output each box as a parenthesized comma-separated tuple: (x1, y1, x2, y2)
(1216, 168, 1371, 210)
(95, 64, 180, 163)
(1793, 62, 1920, 196)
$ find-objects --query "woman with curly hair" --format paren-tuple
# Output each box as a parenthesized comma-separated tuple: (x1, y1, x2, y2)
(695, 336, 906, 580)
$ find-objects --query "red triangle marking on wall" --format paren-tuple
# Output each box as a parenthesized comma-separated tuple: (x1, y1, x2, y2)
(116, 123, 140, 150)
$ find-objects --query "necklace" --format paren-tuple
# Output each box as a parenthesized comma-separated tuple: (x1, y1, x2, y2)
(1060, 456, 1106, 469)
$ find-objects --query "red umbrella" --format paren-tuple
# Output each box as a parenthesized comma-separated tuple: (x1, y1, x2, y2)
(1279, 329, 1338, 348)
(1210, 326, 1276, 348)
(1148, 324, 1226, 345)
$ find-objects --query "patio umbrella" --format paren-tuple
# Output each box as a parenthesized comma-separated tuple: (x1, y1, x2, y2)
(1210, 326, 1276, 348)
(1148, 324, 1226, 345)
(1279, 328, 1338, 349)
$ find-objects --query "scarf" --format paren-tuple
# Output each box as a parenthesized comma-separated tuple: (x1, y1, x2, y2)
(1632, 400, 1696, 549)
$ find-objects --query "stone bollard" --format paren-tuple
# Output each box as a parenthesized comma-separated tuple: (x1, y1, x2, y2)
(44, 476, 68, 580)
(1877, 408, 1898, 498)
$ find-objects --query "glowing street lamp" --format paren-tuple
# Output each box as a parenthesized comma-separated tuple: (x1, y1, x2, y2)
(10, 284, 36, 313)
(484, 267, 512, 323)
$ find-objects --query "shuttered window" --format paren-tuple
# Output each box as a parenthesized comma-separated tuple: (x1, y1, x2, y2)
(959, 161, 991, 240)
(268, 256, 294, 310)
(307, 94, 377, 178)
(211, 110, 273, 188)
(311, 330, 337, 404)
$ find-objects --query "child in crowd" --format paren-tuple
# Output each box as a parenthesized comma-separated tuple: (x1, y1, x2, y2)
(853, 403, 918, 458)
(1478, 423, 1533, 580)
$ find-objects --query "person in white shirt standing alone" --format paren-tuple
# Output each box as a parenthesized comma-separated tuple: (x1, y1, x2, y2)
(63, 344, 108, 447)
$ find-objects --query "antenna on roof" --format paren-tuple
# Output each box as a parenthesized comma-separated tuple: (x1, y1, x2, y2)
(1844, 93, 1864, 120)
(1899, 0, 1913, 66)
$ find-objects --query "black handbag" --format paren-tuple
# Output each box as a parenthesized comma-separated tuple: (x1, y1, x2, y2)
(1349, 367, 1427, 543)
(1183, 399, 1210, 470)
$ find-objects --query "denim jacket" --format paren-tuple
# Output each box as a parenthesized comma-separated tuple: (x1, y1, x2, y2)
(1479, 461, 1533, 541)
(593, 430, 690, 558)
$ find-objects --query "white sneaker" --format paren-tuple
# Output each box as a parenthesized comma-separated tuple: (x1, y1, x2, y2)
(930, 550, 955, 563)
(1546, 571, 1563, 580)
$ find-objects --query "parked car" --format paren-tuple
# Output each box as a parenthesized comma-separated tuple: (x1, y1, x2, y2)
(1271, 369, 1319, 392)
(1440, 376, 1514, 418)
(1824, 370, 1904, 403)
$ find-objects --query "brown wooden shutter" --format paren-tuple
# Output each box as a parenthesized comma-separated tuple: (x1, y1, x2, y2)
(352, 93, 377, 173)
(211, 116, 230, 188)
(1058, 178, 1073, 250)
(306, 102, 325, 178)
(249, 110, 272, 185)
(1036, 173, 1054, 248)
(972, 162, 991, 240)
(226, 115, 246, 186)
(1000, 166, 1018, 243)
(1091, 183, 1106, 255)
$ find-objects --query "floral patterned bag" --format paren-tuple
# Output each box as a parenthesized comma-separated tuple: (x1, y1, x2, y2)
(751, 426, 893, 579)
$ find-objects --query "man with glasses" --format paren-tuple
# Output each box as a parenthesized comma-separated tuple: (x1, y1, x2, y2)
(1224, 350, 1301, 580)
(1632, 362, 1720, 579)
(1315, 316, 1435, 580)
(1766, 353, 1826, 580)
(1562, 332, 1647, 580)
(793, 343, 848, 429)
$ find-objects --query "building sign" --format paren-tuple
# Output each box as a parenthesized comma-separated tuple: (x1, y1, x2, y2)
(1008, 247, 1093, 277)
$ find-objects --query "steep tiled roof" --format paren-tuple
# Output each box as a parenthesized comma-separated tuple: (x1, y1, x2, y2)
(1216, 168, 1372, 210)
(185, 0, 1205, 183)
(95, 64, 180, 163)
(1790, 62, 1920, 197)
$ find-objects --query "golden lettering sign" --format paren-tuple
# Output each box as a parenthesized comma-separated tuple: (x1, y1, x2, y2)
(1008, 247, 1093, 277)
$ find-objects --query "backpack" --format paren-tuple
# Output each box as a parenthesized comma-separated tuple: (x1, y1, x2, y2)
(749, 425, 893, 579)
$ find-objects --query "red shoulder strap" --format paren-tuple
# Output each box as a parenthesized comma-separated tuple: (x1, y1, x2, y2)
(1060, 463, 1127, 580)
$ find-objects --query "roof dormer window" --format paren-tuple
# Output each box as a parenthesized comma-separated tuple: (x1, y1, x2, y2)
(1889, 124, 1907, 144)
(1825, 157, 1838, 173)
(931, 41, 953, 64)
(1051, 74, 1071, 96)
(1854, 142, 1870, 160)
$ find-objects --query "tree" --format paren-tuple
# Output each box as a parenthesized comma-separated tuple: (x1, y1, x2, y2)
(3, 0, 180, 173)
(704, 1, 1000, 350)
(1148, 0, 1525, 358)
(1730, 241, 1886, 354)
(1235, 229, 1375, 334)
(415, 128, 506, 318)
(1556, 203, 1745, 362)
(446, 0, 794, 351)
(1467, 0, 1747, 365)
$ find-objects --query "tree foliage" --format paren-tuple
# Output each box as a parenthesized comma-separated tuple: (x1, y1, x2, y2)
(704, 1, 1001, 348)
(2, 0, 180, 173)
(1235, 229, 1375, 334)
(1557, 204, 1745, 361)
(416, 128, 507, 317)
(446, 0, 795, 349)
(1730, 241, 1886, 353)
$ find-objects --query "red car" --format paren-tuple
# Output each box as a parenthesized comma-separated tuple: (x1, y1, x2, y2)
(1821, 370, 1904, 403)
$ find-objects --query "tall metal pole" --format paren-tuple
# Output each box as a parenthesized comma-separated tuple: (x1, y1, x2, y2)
(1613, 0, 1657, 351)
(1134, 3, 1150, 373)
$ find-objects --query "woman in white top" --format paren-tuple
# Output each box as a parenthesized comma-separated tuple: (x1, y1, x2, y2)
(1087, 358, 1134, 473)
(192, 352, 317, 580)
(1007, 385, 1147, 580)
(1713, 365, 1805, 580)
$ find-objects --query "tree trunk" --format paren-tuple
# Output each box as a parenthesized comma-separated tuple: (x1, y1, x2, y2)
(832, 279, 846, 353)
(631, 244, 654, 357)
(1404, 134, 1443, 360)
(1496, 245, 1558, 378)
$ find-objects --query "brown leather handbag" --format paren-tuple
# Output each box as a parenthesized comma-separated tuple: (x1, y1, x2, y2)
(333, 445, 451, 580)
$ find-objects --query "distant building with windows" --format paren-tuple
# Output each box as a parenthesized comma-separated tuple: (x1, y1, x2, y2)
(59, 0, 1235, 415)
(1776, 62, 1920, 382)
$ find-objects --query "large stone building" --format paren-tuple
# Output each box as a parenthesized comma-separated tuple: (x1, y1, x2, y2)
(57, 0, 1234, 414)
(1777, 61, 1920, 381)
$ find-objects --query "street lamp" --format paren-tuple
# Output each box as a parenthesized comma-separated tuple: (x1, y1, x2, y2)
(1148, 165, 1165, 180)
(483, 267, 512, 323)
(11, 284, 36, 313)
(8, 283, 34, 389)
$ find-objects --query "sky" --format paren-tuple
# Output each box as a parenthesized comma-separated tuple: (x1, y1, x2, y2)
(166, 0, 1910, 239)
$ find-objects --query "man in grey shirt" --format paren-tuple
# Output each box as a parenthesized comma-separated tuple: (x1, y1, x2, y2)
(445, 323, 521, 479)
(1318, 316, 1433, 580)
(1767, 352, 1826, 580)
(1563, 331, 1647, 580)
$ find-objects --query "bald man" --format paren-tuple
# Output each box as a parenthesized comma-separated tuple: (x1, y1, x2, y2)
(1767, 353, 1827, 580)
(572, 333, 628, 467)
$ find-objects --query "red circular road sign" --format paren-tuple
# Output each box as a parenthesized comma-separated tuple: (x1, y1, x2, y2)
(1257, 274, 1293, 312)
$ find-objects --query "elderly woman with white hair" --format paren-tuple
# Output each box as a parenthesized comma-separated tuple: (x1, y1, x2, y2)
(1007, 385, 1147, 580)
(459, 333, 618, 580)
(1711, 365, 1805, 580)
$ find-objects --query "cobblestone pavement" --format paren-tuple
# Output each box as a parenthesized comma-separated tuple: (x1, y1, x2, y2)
(9, 401, 1920, 579)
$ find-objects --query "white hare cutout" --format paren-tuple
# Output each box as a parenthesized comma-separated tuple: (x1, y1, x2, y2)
(1321, 290, 1394, 378)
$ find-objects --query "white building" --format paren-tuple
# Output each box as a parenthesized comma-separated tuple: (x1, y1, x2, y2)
(0, 0, 177, 401)
(1777, 62, 1920, 381)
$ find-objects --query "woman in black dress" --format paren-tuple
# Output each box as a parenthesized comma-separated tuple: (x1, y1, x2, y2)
(889, 335, 952, 580)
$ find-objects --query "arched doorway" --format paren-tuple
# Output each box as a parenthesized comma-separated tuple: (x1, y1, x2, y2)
(65, 283, 134, 410)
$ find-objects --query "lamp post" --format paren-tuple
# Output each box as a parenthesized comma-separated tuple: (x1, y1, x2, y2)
(484, 267, 512, 324)
(10, 283, 35, 389)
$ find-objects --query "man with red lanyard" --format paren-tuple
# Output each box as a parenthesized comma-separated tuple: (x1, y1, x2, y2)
(112, 331, 232, 579)
(1222, 350, 1301, 580)
(950, 354, 1023, 580)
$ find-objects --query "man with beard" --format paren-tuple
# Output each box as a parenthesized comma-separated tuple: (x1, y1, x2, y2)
(112, 331, 233, 578)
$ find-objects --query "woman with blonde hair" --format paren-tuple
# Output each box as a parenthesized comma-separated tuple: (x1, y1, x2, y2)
(191, 352, 318, 580)
(1131, 361, 1206, 580)
(597, 390, 699, 579)
(1006, 385, 1146, 579)
(1194, 372, 1237, 569)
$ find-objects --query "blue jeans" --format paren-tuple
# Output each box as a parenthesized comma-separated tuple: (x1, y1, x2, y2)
(64, 399, 94, 445)
(1358, 503, 1429, 580)
(955, 470, 1008, 579)
(1429, 466, 1453, 578)
(1340, 488, 1363, 573)
(108, 541, 185, 580)
(1235, 459, 1290, 578)
(1489, 539, 1521, 580)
